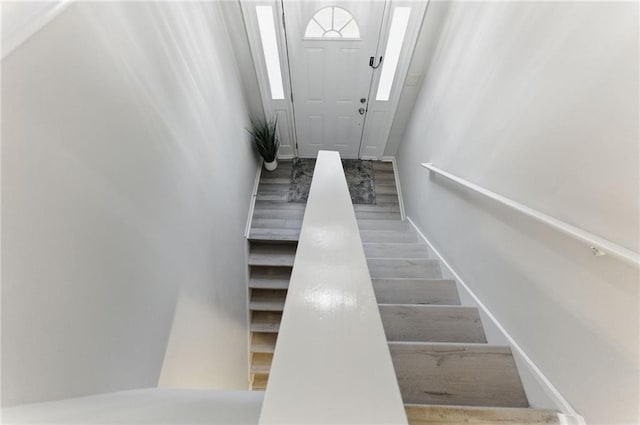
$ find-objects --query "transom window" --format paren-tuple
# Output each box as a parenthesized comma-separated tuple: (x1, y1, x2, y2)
(304, 6, 360, 39)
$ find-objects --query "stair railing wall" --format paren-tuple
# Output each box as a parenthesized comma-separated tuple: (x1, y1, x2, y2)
(258, 151, 407, 424)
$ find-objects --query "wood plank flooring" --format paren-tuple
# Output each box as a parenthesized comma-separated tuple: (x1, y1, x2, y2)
(250, 160, 401, 241)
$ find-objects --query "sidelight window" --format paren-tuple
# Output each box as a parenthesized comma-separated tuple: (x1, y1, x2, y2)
(256, 5, 285, 100)
(375, 7, 411, 101)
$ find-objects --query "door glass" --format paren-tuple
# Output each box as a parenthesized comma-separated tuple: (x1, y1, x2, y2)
(304, 6, 360, 39)
(256, 5, 285, 99)
(375, 7, 411, 101)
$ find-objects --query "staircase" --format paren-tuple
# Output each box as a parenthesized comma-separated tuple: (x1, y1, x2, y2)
(247, 241, 292, 389)
(247, 161, 563, 424)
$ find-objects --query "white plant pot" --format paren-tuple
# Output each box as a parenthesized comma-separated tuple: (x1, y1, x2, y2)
(264, 159, 278, 172)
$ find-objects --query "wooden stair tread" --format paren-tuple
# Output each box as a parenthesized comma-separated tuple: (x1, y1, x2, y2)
(373, 279, 460, 305)
(404, 404, 563, 425)
(249, 228, 301, 242)
(251, 333, 277, 353)
(250, 289, 287, 311)
(250, 311, 282, 333)
(355, 210, 402, 220)
(368, 259, 442, 279)
(248, 243, 296, 266)
(252, 209, 305, 220)
(257, 182, 289, 194)
(250, 353, 272, 374)
(374, 195, 401, 206)
(389, 342, 529, 408)
(252, 218, 303, 229)
(354, 203, 401, 213)
(251, 373, 269, 391)
(372, 173, 395, 180)
(249, 266, 291, 290)
(357, 219, 409, 231)
(256, 193, 288, 202)
(374, 185, 399, 195)
(257, 176, 289, 184)
(360, 229, 419, 243)
(254, 200, 306, 210)
(380, 305, 486, 343)
(364, 243, 429, 259)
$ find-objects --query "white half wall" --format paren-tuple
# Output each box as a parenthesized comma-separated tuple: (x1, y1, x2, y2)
(395, 2, 639, 424)
(2, 389, 264, 424)
(2, 1, 258, 406)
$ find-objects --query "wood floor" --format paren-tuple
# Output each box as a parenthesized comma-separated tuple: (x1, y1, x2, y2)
(245, 160, 562, 424)
(249, 160, 401, 241)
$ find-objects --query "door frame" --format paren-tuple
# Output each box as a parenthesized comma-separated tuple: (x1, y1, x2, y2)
(359, 0, 428, 160)
(241, 0, 428, 160)
(240, 0, 298, 159)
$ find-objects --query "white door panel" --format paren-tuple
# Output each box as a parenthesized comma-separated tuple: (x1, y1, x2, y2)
(360, 1, 427, 159)
(284, 1, 386, 158)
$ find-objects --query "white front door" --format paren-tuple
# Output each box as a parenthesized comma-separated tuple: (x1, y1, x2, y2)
(283, 1, 386, 158)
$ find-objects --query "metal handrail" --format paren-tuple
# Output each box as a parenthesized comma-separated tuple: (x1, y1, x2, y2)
(422, 162, 640, 268)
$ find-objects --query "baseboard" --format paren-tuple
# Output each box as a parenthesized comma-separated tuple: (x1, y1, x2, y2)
(244, 159, 262, 386)
(244, 159, 262, 238)
(277, 154, 295, 160)
(385, 156, 406, 220)
(406, 217, 585, 425)
(243, 237, 252, 388)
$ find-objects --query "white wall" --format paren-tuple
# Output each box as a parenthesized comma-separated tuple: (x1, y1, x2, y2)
(396, 2, 639, 424)
(2, 389, 264, 424)
(2, 1, 258, 407)
(219, 1, 266, 123)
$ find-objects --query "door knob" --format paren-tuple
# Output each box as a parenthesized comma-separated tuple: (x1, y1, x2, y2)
(358, 108, 365, 115)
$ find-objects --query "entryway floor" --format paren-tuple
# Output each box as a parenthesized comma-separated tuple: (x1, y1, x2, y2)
(249, 160, 401, 241)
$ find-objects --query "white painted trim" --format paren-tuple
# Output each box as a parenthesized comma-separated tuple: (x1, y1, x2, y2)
(2, 1, 74, 60)
(244, 159, 262, 387)
(383, 156, 406, 220)
(422, 162, 640, 268)
(245, 159, 263, 239)
(244, 237, 252, 388)
(276, 154, 295, 160)
(406, 216, 585, 425)
(359, 1, 428, 159)
(240, 0, 297, 158)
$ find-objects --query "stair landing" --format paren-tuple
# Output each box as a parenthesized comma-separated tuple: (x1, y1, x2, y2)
(250, 160, 401, 241)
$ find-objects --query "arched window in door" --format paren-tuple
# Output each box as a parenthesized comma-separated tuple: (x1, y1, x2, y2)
(304, 6, 360, 39)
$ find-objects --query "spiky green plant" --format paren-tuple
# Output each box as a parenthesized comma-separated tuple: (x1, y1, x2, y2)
(248, 117, 279, 163)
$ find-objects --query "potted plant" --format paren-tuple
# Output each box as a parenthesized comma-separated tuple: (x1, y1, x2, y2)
(248, 116, 280, 171)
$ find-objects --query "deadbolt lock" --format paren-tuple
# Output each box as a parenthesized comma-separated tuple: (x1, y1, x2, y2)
(360, 98, 367, 104)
